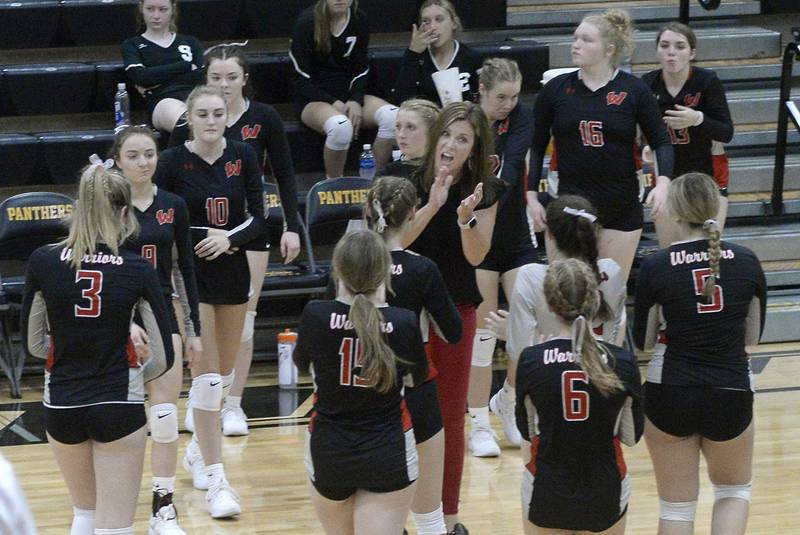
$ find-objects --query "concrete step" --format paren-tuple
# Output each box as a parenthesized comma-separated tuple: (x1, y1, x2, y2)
(763, 291, 800, 343)
(720, 223, 800, 262)
(508, 0, 761, 28)
(519, 26, 782, 68)
(727, 125, 800, 150)
(728, 155, 800, 194)
(633, 60, 800, 86)
(728, 88, 781, 125)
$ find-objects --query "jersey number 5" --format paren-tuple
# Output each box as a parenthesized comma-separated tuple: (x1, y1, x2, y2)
(562, 370, 589, 421)
(692, 267, 724, 313)
(579, 120, 604, 147)
(75, 270, 103, 318)
(339, 337, 369, 388)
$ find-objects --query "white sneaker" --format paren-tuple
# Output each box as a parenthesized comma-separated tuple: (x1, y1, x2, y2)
(468, 424, 500, 457)
(182, 439, 209, 490)
(149, 503, 186, 535)
(184, 403, 195, 433)
(222, 407, 249, 436)
(207, 480, 241, 519)
(490, 389, 522, 446)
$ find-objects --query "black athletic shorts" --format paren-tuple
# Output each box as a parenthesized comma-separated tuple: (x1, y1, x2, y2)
(644, 382, 753, 442)
(598, 202, 644, 232)
(478, 243, 537, 273)
(405, 379, 443, 444)
(312, 478, 414, 501)
(195, 249, 251, 305)
(46, 403, 146, 444)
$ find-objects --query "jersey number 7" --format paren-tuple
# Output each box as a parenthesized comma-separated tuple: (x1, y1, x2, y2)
(75, 270, 103, 318)
(562, 370, 589, 421)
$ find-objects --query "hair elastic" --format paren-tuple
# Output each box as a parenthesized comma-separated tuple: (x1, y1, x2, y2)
(571, 315, 587, 357)
(204, 41, 249, 56)
(88, 153, 114, 173)
(563, 207, 597, 222)
(703, 218, 718, 229)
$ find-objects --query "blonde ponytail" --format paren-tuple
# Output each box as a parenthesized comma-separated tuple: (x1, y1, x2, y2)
(702, 218, 722, 302)
(349, 293, 397, 393)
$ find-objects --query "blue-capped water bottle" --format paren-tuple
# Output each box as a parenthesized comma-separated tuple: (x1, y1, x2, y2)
(114, 83, 130, 133)
(359, 144, 376, 180)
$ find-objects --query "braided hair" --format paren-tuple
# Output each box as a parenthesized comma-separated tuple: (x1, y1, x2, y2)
(364, 176, 418, 235)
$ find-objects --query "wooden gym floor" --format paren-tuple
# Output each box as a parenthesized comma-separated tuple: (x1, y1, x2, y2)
(2, 342, 799, 534)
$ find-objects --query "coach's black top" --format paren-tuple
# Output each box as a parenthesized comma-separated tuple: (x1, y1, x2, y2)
(392, 41, 482, 106)
(633, 239, 767, 389)
(290, 6, 370, 106)
(123, 187, 200, 336)
(121, 33, 205, 104)
(22, 244, 174, 408)
(642, 67, 733, 179)
(157, 140, 267, 249)
(295, 300, 428, 424)
(169, 101, 300, 233)
(529, 70, 674, 212)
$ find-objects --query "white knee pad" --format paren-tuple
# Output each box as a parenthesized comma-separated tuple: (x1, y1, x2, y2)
(472, 328, 496, 367)
(714, 482, 752, 503)
(94, 527, 134, 535)
(71, 507, 95, 535)
(191, 373, 223, 412)
(149, 403, 178, 443)
(658, 499, 697, 522)
(221, 371, 235, 399)
(374, 104, 399, 139)
(323, 114, 353, 151)
(241, 310, 257, 343)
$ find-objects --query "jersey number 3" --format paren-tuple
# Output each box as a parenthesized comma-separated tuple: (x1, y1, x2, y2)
(562, 370, 589, 421)
(75, 270, 103, 318)
(692, 267, 724, 313)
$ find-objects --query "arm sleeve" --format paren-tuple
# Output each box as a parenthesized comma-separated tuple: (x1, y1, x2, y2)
(139, 268, 175, 383)
(121, 39, 193, 87)
(507, 271, 538, 360)
(632, 260, 658, 350)
(528, 86, 556, 190)
(499, 105, 534, 186)
(172, 199, 201, 336)
(514, 366, 534, 442)
(289, 20, 338, 105)
(616, 357, 644, 446)
(263, 106, 301, 233)
(294, 304, 314, 373)
(403, 319, 429, 387)
(698, 74, 734, 143)
(392, 49, 426, 104)
(637, 86, 674, 178)
(21, 259, 48, 359)
(227, 145, 268, 247)
(422, 263, 463, 344)
(347, 18, 370, 105)
(747, 258, 768, 344)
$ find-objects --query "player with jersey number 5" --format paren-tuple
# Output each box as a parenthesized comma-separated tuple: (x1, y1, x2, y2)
(290, 0, 398, 179)
(527, 9, 673, 281)
(158, 85, 268, 520)
(121, 0, 204, 132)
(634, 172, 766, 535)
(22, 163, 175, 535)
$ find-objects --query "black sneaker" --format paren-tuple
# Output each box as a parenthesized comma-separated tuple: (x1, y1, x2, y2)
(449, 523, 469, 535)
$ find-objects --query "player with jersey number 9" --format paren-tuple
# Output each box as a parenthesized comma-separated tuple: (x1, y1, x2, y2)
(21, 164, 175, 535)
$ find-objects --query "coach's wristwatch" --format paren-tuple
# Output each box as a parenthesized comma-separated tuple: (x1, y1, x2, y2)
(458, 215, 477, 229)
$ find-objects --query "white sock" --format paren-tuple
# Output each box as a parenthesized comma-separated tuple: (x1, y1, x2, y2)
(152, 476, 175, 494)
(224, 395, 242, 409)
(468, 406, 490, 428)
(206, 462, 226, 486)
(502, 380, 516, 399)
(94, 527, 134, 535)
(71, 507, 95, 535)
(412, 504, 447, 535)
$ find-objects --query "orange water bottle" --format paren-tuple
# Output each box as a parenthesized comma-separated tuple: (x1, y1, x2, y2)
(278, 329, 298, 389)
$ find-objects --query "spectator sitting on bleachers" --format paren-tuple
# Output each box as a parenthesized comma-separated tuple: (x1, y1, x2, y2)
(121, 0, 204, 132)
(289, 0, 398, 178)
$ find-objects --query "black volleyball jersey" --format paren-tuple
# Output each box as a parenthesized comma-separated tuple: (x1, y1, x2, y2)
(633, 239, 767, 389)
(392, 41, 482, 105)
(157, 140, 267, 248)
(22, 244, 175, 408)
(169, 101, 301, 233)
(530, 70, 673, 210)
(290, 6, 370, 105)
(121, 33, 205, 102)
(123, 188, 200, 336)
(642, 67, 734, 179)
(516, 339, 643, 479)
(295, 300, 428, 427)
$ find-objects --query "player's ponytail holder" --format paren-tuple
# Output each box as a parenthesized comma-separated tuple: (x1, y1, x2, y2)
(571, 315, 587, 358)
(88, 153, 114, 175)
(372, 198, 387, 234)
(703, 218, 718, 230)
(563, 207, 597, 223)
(203, 40, 249, 56)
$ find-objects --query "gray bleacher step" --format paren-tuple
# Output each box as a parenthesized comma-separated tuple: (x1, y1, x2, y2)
(721, 223, 800, 262)
(644, 198, 800, 223)
(729, 155, 800, 194)
(762, 291, 800, 343)
(728, 127, 800, 149)
(728, 89, 780, 125)
(508, 0, 761, 28)
(633, 62, 800, 85)
(517, 26, 782, 68)
(765, 269, 800, 288)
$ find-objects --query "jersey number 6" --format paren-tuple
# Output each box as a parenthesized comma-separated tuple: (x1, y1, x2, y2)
(75, 270, 103, 318)
(562, 370, 589, 421)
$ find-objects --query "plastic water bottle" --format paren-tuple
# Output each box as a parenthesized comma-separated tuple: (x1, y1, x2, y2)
(114, 83, 130, 133)
(359, 144, 376, 180)
(277, 328, 298, 389)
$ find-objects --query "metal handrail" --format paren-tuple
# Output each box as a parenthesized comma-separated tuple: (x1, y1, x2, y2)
(680, 0, 723, 24)
(772, 28, 800, 216)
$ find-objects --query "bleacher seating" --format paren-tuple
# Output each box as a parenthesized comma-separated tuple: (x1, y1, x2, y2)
(3, 63, 96, 116)
(0, 1, 60, 49)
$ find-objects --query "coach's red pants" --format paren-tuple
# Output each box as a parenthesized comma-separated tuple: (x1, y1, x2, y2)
(428, 303, 476, 516)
